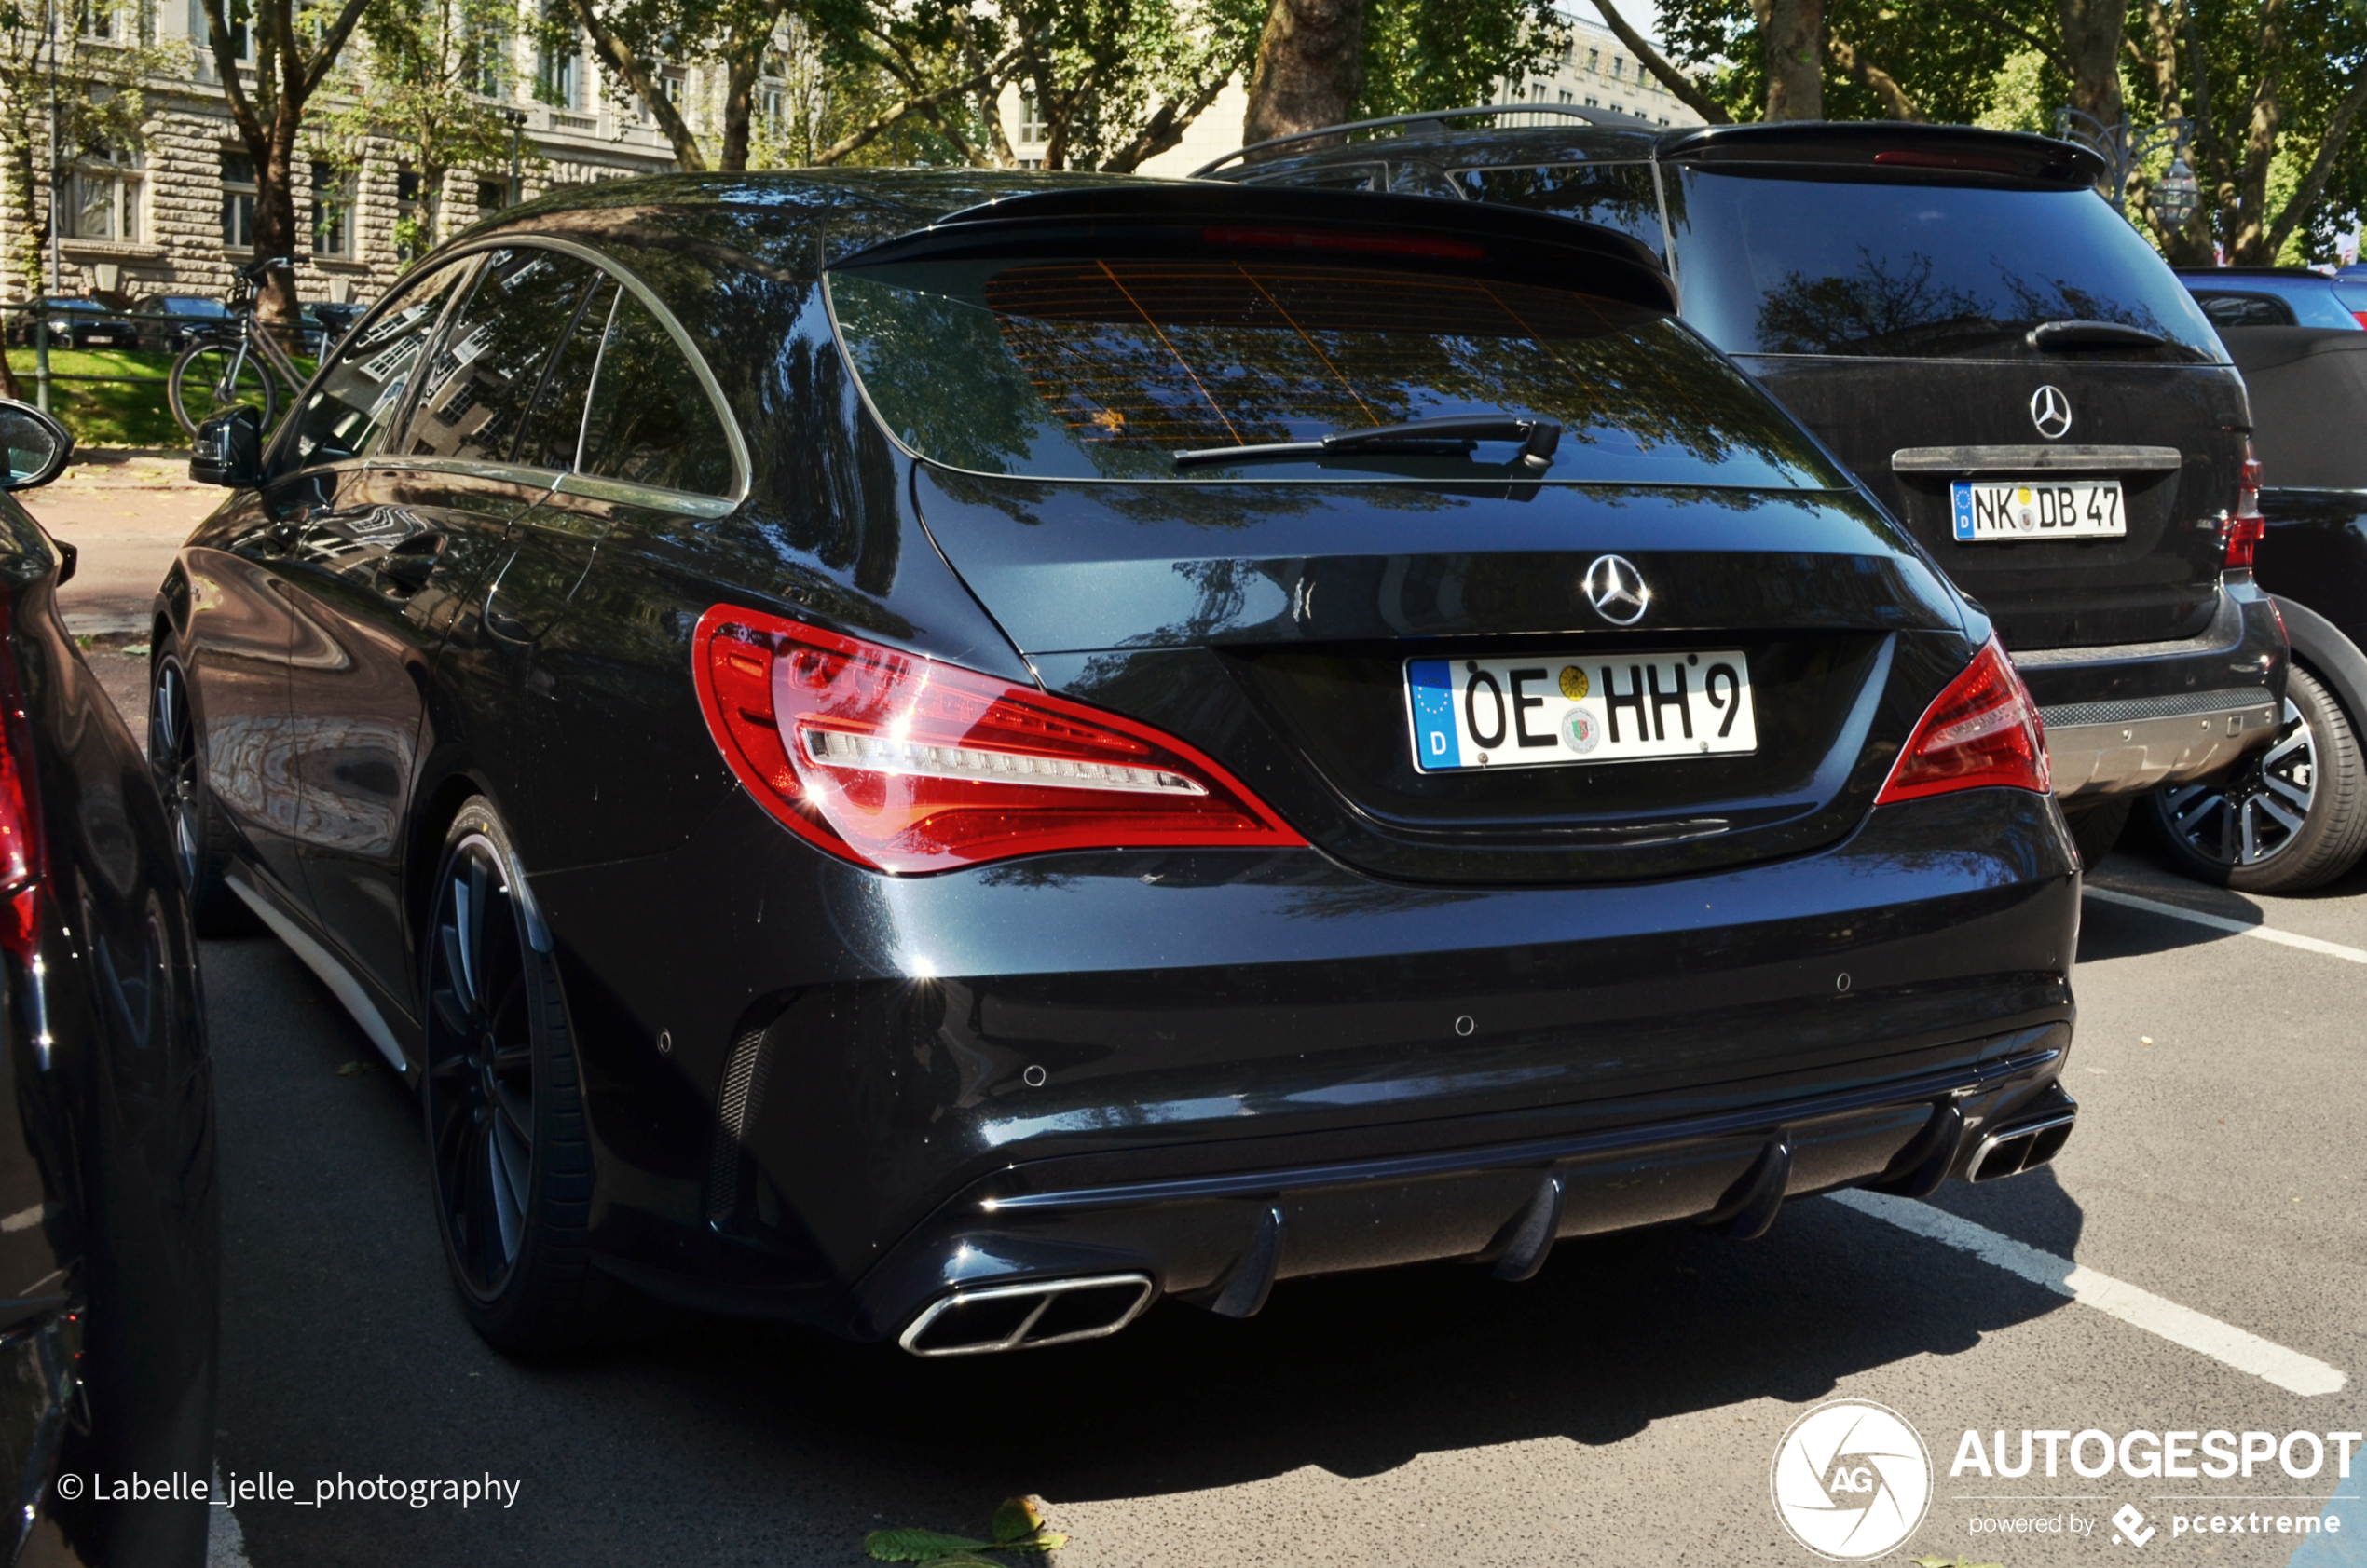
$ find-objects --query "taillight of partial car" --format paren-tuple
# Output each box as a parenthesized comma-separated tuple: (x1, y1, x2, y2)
(1877, 636, 2052, 803)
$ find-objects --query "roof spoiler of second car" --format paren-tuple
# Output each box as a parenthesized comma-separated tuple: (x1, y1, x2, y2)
(839, 182, 1680, 316)
(1656, 121, 2106, 186)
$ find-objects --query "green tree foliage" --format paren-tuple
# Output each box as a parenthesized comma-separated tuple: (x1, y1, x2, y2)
(1359, 0, 1567, 117)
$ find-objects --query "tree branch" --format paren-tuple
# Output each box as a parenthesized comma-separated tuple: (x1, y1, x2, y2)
(1826, 27, 1922, 120)
(565, 0, 705, 170)
(298, 0, 378, 102)
(2266, 67, 2367, 258)
(199, 0, 262, 143)
(1101, 65, 1232, 171)
(809, 65, 994, 165)
(1592, 0, 1731, 124)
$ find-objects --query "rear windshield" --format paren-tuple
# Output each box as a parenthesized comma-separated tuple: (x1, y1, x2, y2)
(1670, 170, 2224, 362)
(826, 247, 1841, 486)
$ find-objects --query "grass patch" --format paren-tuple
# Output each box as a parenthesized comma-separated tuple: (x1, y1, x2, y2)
(0, 347, 319, 450)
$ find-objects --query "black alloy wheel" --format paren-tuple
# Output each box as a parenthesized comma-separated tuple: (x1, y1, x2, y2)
(2147, 664, 2367, 893)
(421, 799, 628, 1354)
(146, 641, 253, 934)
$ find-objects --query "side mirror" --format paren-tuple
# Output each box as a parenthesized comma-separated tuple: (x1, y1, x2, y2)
(0, 401, 72, 491)
(190, 405, 263, 488)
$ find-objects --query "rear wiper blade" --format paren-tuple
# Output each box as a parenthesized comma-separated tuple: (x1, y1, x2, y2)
(2028, 319, 2168, 350)
(1174, 414, 1563, 472)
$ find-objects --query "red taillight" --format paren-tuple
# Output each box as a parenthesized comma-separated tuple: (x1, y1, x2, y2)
(0, 605, 38, 960)
(2224, 440, 2266, 567)
(2351, 311, 2367, 330)
(692, 606, 1305, 874)
(1876, 636, 2051, 804)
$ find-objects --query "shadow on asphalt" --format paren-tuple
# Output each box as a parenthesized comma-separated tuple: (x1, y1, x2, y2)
(206, 930, 2088, 1563)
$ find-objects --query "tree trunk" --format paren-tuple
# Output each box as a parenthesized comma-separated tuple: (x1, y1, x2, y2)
(720, 53, 760, 171)
(2228, 0, 2288, 263)
(566, 0, 706, 170)
(254, 119, 300, 323)
(1594, 0, 1731, 125)
(2057, 0, 2124, 131)
(1826, 29, 1920, 119)
(1241, 0, 1365, 145)
(1753, 0, 1822, 122)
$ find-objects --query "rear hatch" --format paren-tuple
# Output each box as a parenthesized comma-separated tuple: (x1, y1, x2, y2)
(825, 188, 1971, 884)
(1658, 128, 2247, 653)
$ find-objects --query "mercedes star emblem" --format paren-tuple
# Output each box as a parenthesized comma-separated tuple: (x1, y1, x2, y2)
(2030, 384, 2073, 440)
(1582, 553, 1650, 625)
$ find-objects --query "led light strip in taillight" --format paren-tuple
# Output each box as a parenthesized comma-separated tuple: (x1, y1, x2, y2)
(693, 604, 1303, 874)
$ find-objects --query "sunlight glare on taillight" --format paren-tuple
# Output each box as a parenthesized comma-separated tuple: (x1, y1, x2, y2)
(692, 606, 1304, 874)
(1876, 636, 2051, 804)
(2224, 440, 2266, 568)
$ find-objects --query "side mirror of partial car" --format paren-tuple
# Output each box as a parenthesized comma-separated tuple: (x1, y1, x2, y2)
(0, 401, 72, 491)
(190, 405, 263, 488)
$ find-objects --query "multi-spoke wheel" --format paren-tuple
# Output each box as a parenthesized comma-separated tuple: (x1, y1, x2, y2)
(145, 638, 252, 934)
(421, 799, 627, 1353)
(2146, 665, 2367, 893)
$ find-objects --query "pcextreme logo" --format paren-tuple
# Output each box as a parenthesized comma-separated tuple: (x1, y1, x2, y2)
(1772, 1399, 1935, 1561)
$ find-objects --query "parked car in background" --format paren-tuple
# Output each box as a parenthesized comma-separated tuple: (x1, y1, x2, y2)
(2149, 323, 2367, 890)
(0, 400, 216, 1563)
(20, 296, 137, 349)
(2177, 265, 2367, 331)
(1198, 112, 2289, 870)
(168, 172, 2077, 1362)
(138, 293, 234, 353)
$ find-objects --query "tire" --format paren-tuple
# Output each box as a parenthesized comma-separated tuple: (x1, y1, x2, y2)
(421, 799, 633, 1355)
(2062, 796, 2131, 871)
(2145, 663, 2367, 893)
(167, 340, 275, 438)
(147, 640, 255, 935)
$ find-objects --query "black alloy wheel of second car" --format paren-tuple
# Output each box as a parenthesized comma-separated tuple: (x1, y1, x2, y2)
(2147, 664, 2367, 893)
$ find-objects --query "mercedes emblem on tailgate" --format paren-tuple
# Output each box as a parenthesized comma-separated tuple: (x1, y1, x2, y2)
(1582, 554, 1650, 625)
(2030, 385, 2073, 440)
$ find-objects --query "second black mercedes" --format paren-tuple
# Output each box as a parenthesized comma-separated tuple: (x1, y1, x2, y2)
(162, 170, 2075, 1359)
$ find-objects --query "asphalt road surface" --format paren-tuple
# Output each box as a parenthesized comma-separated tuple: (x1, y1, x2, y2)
(165, 818, 2363, 1568)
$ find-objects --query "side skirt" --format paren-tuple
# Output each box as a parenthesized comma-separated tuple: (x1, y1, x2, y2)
(226, 874, 410, 1078)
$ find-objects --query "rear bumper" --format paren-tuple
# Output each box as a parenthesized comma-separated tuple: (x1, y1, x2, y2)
(845, 1027, 2072, 1346)
(2012, 578, 2288, 799)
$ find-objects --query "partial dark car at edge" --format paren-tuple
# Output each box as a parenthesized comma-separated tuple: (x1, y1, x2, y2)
(1197, 111, 2289, 872)
(164, 171, 2075, 1360)
(0, 402, 216, 1564)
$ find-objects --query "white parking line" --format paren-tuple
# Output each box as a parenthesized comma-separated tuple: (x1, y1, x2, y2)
(2084, 885, 2367, 965)
(1831, 1190, 2347, 1398)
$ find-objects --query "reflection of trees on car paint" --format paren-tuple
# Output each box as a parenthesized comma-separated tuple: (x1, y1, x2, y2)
(1755, 248, 2179, 358)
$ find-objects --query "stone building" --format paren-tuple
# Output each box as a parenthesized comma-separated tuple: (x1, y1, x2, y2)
(21, 4, 676, 313)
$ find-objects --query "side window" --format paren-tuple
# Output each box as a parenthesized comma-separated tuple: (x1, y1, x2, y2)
(283, 262, 468, 470)
(406, 248, 598, 463)
(578, 294, 735, 497)
(513, 277, 621, 472)
(2194, 291, 2296, 329)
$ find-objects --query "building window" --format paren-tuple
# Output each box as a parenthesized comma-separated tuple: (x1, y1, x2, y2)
(81, 2, 131, 43)
(1558, 89, 1573, 104)
(67, 140, 142, 241)
(1612, 56, 1625, 78)
(1584, 95, 1599, 108)
(221, 150, 254, 247)
(191, 0, 251, 79)
(1018, 89, 1047, 145)
(761, 86, 784, 128)
(395, 166, 421, 261)
(536, 3, 581, 111)
(1587, 48, 1599, 72)
(311, 162, 354, 259)
(476, 178, 509, 216)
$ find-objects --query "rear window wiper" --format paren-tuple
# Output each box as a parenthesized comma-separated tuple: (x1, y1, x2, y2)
(2028, 319, 2168, 350)
(1174, 414, 1563, 473)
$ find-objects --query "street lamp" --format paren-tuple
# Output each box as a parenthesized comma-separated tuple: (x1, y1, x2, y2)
(2053, 106, 2198, 229)
(500, 107, 530, 209)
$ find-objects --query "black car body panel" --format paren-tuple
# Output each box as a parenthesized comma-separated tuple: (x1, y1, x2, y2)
(1198, 114, 2289, 803)
(163, 171, 2075, 1351)
(0, 450, 217, 1562)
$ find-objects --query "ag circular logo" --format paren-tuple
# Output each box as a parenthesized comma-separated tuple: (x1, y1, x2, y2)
(1770, 1399, 1932, 1561)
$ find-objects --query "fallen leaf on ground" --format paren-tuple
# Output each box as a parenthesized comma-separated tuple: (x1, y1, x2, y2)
(335, 1059, 378, 1076)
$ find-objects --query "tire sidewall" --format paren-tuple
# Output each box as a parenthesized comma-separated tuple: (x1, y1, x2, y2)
(2148, 665, 2363, 893)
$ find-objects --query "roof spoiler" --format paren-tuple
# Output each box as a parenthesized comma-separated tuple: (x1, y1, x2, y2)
(1189, 102, 1658, 180)
(1658, 122, 2105, 185)
(841, 181, 1678, 315)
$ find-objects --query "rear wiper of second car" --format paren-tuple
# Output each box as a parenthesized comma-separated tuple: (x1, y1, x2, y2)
(1174, 414, 1562, 473)
(2028, 319, 2169, 350)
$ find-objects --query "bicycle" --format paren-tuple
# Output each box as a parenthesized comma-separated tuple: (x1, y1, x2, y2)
(168, 256, 348, 438)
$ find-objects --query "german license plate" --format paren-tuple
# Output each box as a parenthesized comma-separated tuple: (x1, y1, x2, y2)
(84, 334, 113, 346)
(1951, 479, 2125, 541)
(1406, 652, 1757, 771)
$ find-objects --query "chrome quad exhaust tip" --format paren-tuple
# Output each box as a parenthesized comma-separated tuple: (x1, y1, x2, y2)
(898, 1273, 1156, 1357)
(1967, 1098, 2077, 1183)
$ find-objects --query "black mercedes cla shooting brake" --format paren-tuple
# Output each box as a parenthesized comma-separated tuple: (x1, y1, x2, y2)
(164, 172, 2077, 1359)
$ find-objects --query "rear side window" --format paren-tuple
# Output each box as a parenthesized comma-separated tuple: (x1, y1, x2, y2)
(1449, 163, 1665, 258)
(1669, 170, 2224, 361)
(828, 245, 1840, 487)
(285, 261, 467, 469)
(577, 295, 735, 497)
(513, 278, 622, 471)
(2193, 292, 2297, 329)
(406, 248, 598, 462)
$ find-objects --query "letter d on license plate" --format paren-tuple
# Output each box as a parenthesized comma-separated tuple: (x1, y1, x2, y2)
(1405, 652, 1757, 772)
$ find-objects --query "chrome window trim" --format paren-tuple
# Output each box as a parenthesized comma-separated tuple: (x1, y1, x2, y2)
(375, 232, 752, 508)
(268, 252, 485, 476)
(553, 469, 736, 518)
